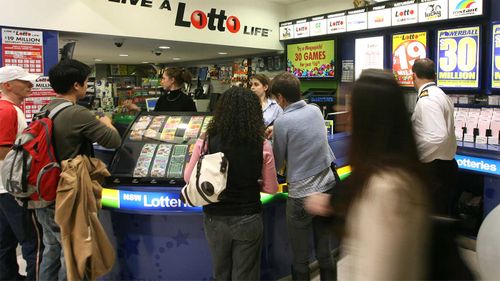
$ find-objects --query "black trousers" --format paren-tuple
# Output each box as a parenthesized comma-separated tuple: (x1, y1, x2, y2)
(0, 194, 43, 281)
(423, 159, 459, 216)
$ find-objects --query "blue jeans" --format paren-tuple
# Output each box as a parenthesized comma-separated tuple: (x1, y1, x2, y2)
(204, 213, 263, 280)
(286, 196, 335, 276)
(0, 194, 43, 281)
(35, 206, 66, 281)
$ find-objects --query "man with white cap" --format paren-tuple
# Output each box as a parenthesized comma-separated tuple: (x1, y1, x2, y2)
(0, 66, 43, 281)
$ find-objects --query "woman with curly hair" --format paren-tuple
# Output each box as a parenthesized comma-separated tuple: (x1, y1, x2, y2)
(184, 86, 279, 280)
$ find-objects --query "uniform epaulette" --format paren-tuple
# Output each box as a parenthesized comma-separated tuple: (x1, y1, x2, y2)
(419, 90, 429, 98)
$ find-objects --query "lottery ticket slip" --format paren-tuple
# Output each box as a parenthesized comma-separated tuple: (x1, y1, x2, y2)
(166, 144, 188, 178)
(144, 115, 167, 139)
(200, 116, 213, 134)
(150, 144, 173, 178)
(160, 116, 182, 142)
(183, 116, 204, 140)
(133, 143, 158, 177)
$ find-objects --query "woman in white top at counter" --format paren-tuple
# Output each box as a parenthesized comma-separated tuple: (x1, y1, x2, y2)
(250, 74, 283, 128)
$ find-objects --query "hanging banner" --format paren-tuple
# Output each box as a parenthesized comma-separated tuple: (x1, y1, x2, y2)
(392, 31, 427, 87)
(437, 26, 480, 88)
(19, 76, 56, 122)
(493, 23, 500, 89)
(355, 36, 384, 79)
(1, 28, 44, 75)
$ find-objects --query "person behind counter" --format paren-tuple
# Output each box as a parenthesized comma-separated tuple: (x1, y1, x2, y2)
(184, 87, 279, 280)
(306, 69, 430, 280)
(250, 74, 283, 127)
(123, 67, 197, 112)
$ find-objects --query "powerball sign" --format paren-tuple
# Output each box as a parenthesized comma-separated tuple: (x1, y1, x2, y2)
(392, 32, 427, 87)
(437, 26, 480, 88)
(493, 23, 500, 89)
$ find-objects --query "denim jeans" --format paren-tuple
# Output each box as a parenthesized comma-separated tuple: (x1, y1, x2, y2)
(204, 213, 263, 280)
(35, 206, 66, 281)
(286, 196, 334, 276)
(0, 194, 43, 281)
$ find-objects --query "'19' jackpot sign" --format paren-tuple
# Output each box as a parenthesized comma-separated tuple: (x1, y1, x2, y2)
(392, 31, 427, 87)
(437, 26, 480, 88)
(493, 23, 500, 89)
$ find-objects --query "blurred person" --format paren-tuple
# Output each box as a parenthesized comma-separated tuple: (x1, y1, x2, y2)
(0, 66, 43, 281)
(306, 69, 430, 280)
(412, 58, 458, 216)
(184, 87, 279, 280)
(250, 74, 283, 127)
(271, 72, 336, 281)
(36, 59, 121, 281)
(124, 67, 196, 112)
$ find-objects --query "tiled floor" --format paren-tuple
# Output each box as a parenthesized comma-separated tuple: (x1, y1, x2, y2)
(18, 240, 481, 280)
(280, 237, 481, 281)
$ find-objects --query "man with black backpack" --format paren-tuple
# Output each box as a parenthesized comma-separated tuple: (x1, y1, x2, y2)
(35, 59, 121, 281)
(0, 66, 43, 281)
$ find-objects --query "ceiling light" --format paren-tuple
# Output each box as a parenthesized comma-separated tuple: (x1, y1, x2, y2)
(158, 46, 170, 49)
(218, 52, 228, 55)
(172, 58, 181, 61)
(119, 54, 129, 57)
(142, 61, 149, 63)
(94, 58, 103, 62)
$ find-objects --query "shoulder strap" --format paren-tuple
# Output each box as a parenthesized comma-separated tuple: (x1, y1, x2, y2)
(48, 102, 73, 119)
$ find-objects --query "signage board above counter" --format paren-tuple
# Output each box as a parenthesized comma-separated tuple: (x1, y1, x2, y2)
(279, 0, 483, 41)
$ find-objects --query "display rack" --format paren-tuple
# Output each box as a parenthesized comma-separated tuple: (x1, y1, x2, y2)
(107, 111, 211, 186)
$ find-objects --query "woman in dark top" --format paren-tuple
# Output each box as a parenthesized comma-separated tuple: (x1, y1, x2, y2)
(123, 67, 196, 112)
(184, 87, 279, 280)
(154, 67, 196, 112)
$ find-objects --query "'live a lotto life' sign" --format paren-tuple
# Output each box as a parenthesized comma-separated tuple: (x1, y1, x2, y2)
(392, 32, 427, 87)
(437, 26, 480, 88)
(493, 23, 500, 89)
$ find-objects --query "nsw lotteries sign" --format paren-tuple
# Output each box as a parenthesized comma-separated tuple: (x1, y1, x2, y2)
(493, 23, 500, 89)
(455, 155, 499, 176)
(437, 26, 480, 88)
(392, 32, 427, 87)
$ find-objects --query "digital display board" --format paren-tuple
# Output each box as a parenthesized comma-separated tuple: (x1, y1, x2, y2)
(437, 26, 480, 88)
(392, 32, 427, 87)
(286, 40, 335, 79)
(493, 23, 500, 89)
(355, 36, 384, 79)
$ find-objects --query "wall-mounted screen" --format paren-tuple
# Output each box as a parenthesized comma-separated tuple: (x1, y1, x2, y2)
(286, 40, 335, 79)
(493, 23, 500, 89)
(437, 26, 480, 88)
(392, 31, 427, 87)
(355, 36, 385, 79)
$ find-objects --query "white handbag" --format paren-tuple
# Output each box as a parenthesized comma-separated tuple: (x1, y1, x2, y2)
(181, 138, 229, 206)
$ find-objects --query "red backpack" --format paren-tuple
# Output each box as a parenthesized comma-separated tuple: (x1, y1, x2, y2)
(1, 102, 72, 208)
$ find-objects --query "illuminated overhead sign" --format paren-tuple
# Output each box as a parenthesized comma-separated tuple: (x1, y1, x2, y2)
(392, 31, 427, 87)
(456, 155, 499, 176)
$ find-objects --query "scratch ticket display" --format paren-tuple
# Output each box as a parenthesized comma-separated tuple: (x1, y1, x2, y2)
(150, 144, 173, 178)
(200, 116, 213, 134)
(183, 116, 204, 140)
(160, 116, 182, 142)
(129, 116, 153, 140)
(166, 145, 188, 178)
(133, 144, 157, 177)
(144, 115, 167, 140)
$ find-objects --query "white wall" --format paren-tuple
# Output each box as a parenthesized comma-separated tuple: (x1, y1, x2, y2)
(0, 0, 285, 50)
(284, 0, 354, 20)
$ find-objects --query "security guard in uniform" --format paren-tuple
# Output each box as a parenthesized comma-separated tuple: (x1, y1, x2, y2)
(411, 58, 458, 215)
